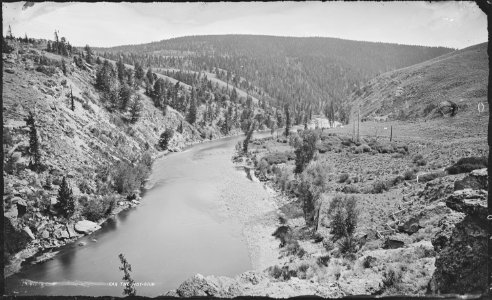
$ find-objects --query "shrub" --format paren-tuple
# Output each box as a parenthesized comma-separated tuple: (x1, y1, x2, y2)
(317, 255, 331, 267)
(361, 144, 372, 153)
(446, 156, 488, 174)
(294, 130, 319, 174)
(82, 197, 106, 221)
(362, 256, 377, 268)
(382, 267, 402, 288)
(323, 239, 335, 252)
(418, 171, 445, 183)
(412, 154, 426, 166)
(263, 151, 294, 165)
(338, 173, 349, 183)
(112, 160, 150, 194)
(338, 234, 358, 254)
(372, 180, 389, 194)
(328, 195, 359, 240)
(403, 169, 416, 180)
(342, 184, 360, 194)
(268, 265, 282, 279)
(158, 128, 174, 150)
(140, 151, 153, 169)
(298, 160, 331, 226)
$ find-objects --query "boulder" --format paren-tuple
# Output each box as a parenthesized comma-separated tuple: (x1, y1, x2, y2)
(41, 230, 50, 239)
(398, 217, 421, 234)
(445, 189, 487, 222)
(66, 224, 81, 238)
(454, 168, 487, 191)
(5, 205, 18, 218)
(430, 188, 488, 294)
(54, 229, 70, 240)
(383, 239, 404, 249)
(23, 226, 35, 240)
(74, 220, 101, 234)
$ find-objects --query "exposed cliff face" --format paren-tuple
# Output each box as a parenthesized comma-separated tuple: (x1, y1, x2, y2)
(429, 186, 488, 294)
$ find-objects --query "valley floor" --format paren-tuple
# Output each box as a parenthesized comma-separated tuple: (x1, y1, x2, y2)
(167, 117, 488, 297)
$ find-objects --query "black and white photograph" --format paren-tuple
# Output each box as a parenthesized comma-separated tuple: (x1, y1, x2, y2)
(2, 1, 489, 297)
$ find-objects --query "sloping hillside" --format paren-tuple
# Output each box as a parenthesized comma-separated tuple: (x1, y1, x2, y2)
(1, 39, 208, 276)
(94, 35, 454, 119)
(349, 42, 488, 124)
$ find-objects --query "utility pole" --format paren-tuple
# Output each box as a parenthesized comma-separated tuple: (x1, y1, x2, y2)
(390, 125, 393, 142)
(357, 106, 360, 142)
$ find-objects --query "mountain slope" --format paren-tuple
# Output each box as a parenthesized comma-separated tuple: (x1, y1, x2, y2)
(94, 35, 454, 118)
(349, 42, 488, 122)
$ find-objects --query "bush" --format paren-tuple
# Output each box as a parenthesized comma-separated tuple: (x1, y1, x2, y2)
(412, 154, 427, 166)
(372, 180, 389, 194)
(338, 234, 358, 254)
(36, 65, 57, 76)
(403, 169, 416, 180)
(298, 160, 331, 226)
(361, 144, 372, 153)
(338, 173, 349, 183)
(418, 171, 445, 183)
(82, 197, 106, 221)
(268, 265, 282, 279)
(323, 239, 335, 252)
(342, 184, 360, 194)
(362, 255, 377, 268)
(263, 151, 294, 165)
(294, 130, 319, 174)
(112, 160, 150, 194)
(446, 156, 488, 174)
(383, 267, 402, 288)
(317, 255, 331, 267)
(328, 195, 359, 240)
(158, 128, 174, 150)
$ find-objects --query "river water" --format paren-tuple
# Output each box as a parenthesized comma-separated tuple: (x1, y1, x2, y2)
(5, 132, 273, 297)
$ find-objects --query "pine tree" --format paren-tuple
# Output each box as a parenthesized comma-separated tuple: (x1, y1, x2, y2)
(158, 128, 174, 150)
(84, 44, 93, 64)
(55, 176, 75, 218)
(129, 94, 143, 123)
(116, 58, 126, 83)
(187, 97, 197, 124)
(284, 104, 291, 136)
(61, 58, 67, 75)
(7, 25, 13, 39)
(118, 254, 136, 296)
(24, 111, 42, 172)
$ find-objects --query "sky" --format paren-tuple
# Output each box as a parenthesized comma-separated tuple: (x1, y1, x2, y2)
(2, 1, 487, 49)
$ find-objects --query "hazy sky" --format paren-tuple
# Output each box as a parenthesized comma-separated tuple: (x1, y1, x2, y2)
(2, 1, 487, 49)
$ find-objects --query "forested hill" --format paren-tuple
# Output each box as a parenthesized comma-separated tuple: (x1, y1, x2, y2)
(94, 35, 453, 123)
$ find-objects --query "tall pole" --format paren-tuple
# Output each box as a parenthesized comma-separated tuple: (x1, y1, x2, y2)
(390, 125, 393, 142)
(357, 106, 360, 142)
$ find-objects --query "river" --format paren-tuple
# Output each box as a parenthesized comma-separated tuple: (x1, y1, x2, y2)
(5, 132, 276, 297)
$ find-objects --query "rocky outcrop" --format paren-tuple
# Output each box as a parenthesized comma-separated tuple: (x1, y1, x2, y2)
(4, 216, 33, 254)
(454, 168, 487, 191)
(429, 188, 487, 294)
